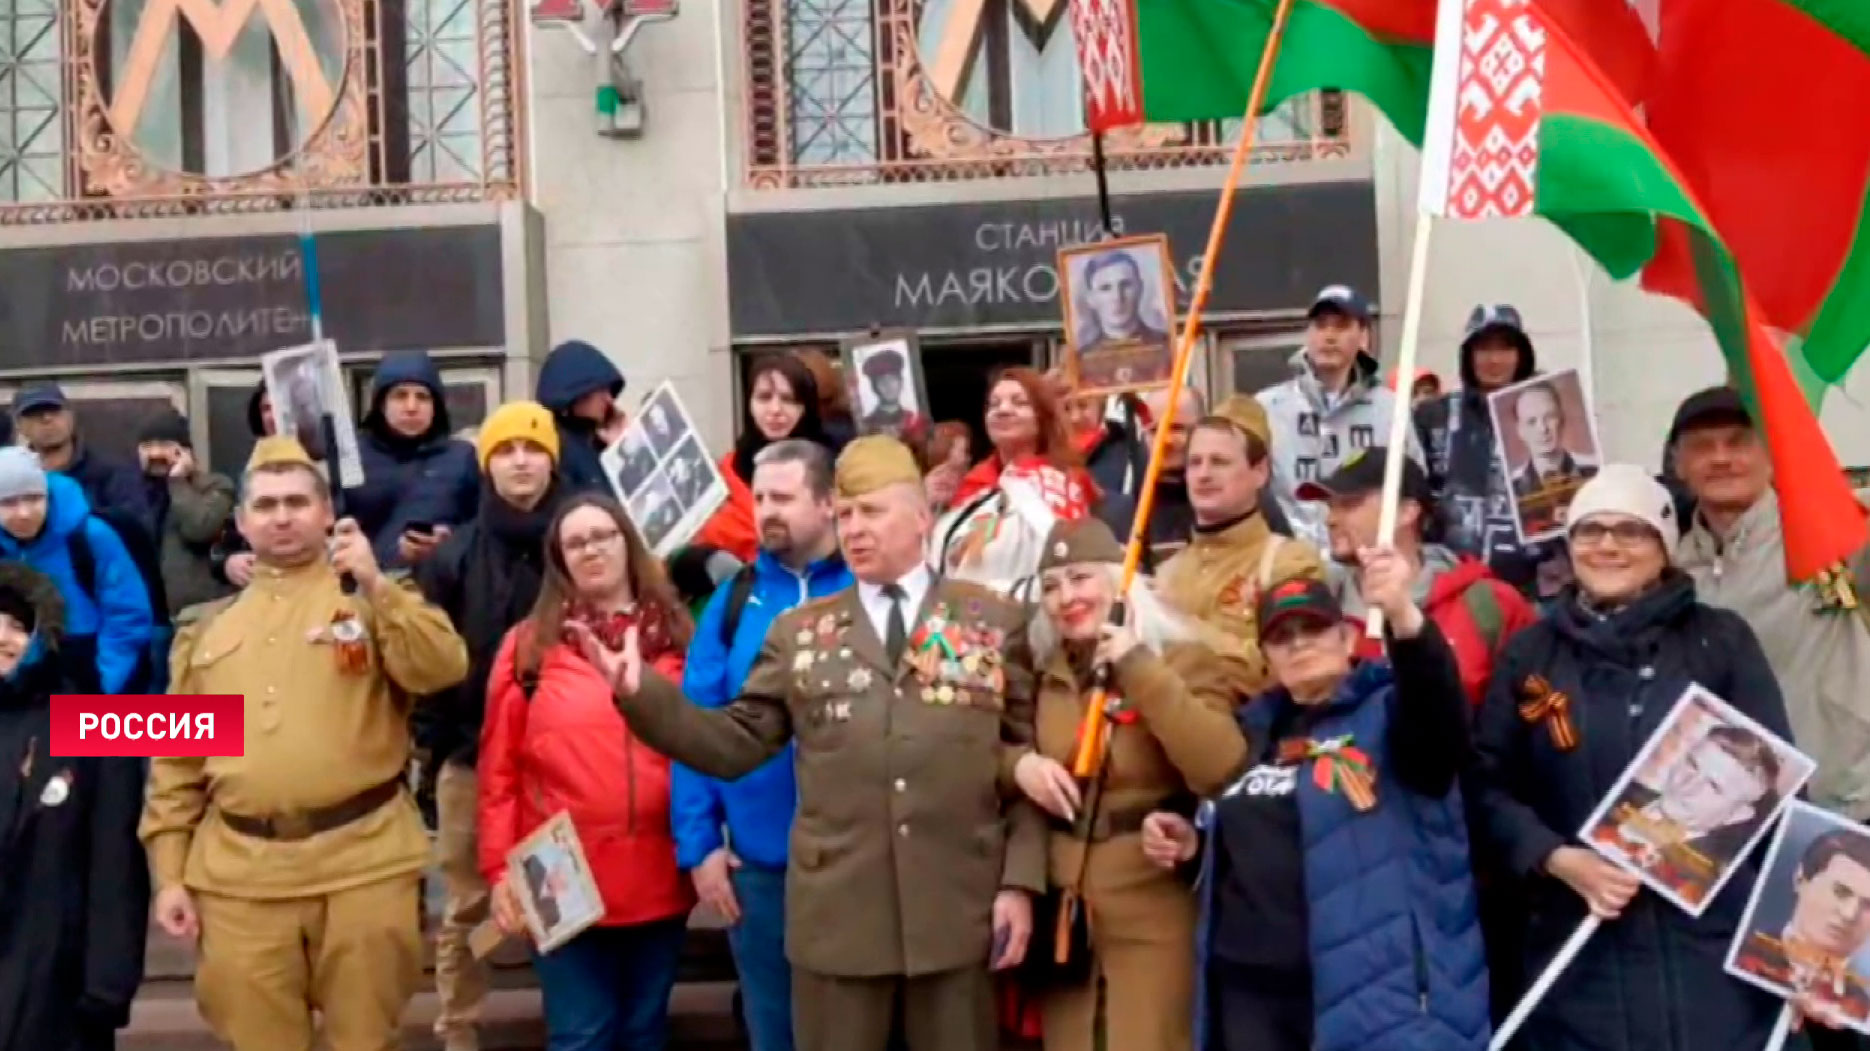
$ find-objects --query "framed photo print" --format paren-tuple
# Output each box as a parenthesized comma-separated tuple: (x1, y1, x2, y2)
(1578, 684, 1815, 916)
(1726, 801, 1870, 1032)
(260, 340, 364, 484)
(1487, 367, 1603, 544)
(1058, 234, 1178, 396)
(842, 331, 930, 444)
(601, 382, 728, 557)
(506, 811, 605, 954)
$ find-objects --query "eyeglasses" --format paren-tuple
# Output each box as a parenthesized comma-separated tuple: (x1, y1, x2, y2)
(1570, 520, 1659, 548)
(560, 526, 623, 556)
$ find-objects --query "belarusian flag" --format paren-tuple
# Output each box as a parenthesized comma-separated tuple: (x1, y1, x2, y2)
(1412, 0, 1862, 580)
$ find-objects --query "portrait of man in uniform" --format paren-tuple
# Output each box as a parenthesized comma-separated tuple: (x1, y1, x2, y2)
(665, 435, 717, 509)
(510, 812, 603, 952)
(1059, 234, 1177, 396)
(1488, 367, 1602, 542)
(612, 429, 658, 497)
(1728, 802, 1870, 1033)
(847, 336, 928, 441)
(1581, 685, 1815, 914)
(642, 390, 687, 457)
(627, 472, 682, 552)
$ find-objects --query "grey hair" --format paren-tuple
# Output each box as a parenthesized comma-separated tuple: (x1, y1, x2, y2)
(1029, 563, 1200, 666)
(753, 439, 833, 499)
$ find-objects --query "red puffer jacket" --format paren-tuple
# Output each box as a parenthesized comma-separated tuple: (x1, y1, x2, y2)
(478, 622, 696, 927)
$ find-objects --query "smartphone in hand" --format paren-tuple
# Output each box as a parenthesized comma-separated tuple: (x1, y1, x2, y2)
(990, 923, 1011, 968)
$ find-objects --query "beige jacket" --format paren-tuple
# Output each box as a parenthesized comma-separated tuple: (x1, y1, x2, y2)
(1677, 489, 1870, 820)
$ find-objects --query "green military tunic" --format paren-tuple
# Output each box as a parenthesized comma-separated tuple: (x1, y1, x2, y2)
(616, 577, 1045, 979)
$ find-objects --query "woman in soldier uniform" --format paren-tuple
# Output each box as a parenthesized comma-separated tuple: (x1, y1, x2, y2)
(1009, 516, 1246, 1051)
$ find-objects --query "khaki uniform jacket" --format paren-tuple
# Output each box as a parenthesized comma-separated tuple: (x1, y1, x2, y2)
(1156, 514, 1324, 694)
(615, 578, 1046, 979)
(1677, 489, 1870, 820)
(1036, 643, 1246, 892)
(140, 562, 469, 898)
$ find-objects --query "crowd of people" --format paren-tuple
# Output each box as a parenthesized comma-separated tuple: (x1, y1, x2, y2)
(0, 283, 1867, 1051)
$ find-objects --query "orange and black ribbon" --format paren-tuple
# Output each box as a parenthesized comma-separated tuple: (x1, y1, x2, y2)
(1278, 735, 1377, 812)
(1518, 674, 1579, 751)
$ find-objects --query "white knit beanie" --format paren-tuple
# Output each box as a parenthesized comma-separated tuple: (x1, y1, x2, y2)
(0, 446, 47, 503)
(1565, 463, 1680, 553)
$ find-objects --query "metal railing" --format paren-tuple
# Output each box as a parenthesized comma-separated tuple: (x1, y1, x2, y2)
(740, 0, 1353, 190)
(0, 0, 525, 225)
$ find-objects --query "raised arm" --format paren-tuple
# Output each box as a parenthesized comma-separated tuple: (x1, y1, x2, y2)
(1118, 643, 1248, 797)
(614, 625, 795, 781)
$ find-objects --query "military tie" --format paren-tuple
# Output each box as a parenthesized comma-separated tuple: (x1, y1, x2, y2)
(883, 582, 908, 664)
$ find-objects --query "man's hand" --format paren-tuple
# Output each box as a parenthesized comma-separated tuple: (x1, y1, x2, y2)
(1545, 845, 1642, 920)
(491, 876, 528, 937)
(1791, 990, 1854, 1033)
(1141, 811, 1199, 869)
(397, 524, 451, 565)
(598, 409, 629, 446)
(1013, 752, 1081, 821)
(225, 551, 256, 587)
(154, 885, 199, 940)
(691, 848, 742, 925)
(990, 889, 1032, 971)
(1357, 545, 1424, 637)
(167, 446, 197, 480)
(330, 518, 383, 592)
(564, 621, 642, 696)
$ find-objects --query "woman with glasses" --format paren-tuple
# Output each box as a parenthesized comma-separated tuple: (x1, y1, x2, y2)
(1471, 465, 1799, 1051)
(478, 494, 697, 1051)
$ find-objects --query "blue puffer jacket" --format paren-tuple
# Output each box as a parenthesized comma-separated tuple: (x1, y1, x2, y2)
(671, 550, 853, 870)
(0, 474, 154, 694)
(536, 340, 625, 495)
(345, 351, 480, 567)
(1195, 626, 1490, 1051)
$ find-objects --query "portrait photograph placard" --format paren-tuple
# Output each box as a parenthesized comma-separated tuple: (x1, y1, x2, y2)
(506, 811, 605, 954)
(842, 331, 929, 443)
(1725, 801, 1870, 1032)
(1488, 368, 1603, 544)
(600, 381, 728, 557)
(1058, 234, 1178, 396)
(1579, 684, 1816, 916)
(260, 340, 365, 486)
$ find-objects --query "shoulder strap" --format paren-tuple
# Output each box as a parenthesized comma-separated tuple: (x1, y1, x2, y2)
(69, 519, 97, 603)
(1462, 581, 1506, 654)
(719, 564, 760, 647)
(1256, 536, 1287, 589)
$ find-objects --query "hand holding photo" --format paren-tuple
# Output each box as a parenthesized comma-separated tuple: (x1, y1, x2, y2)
(1058, 234, 1178, 396)
(1578, 684, 1816, 916)
(506, 811, 605, 954)
(1727, 801, 1870, 1034)
(1487, 368, 1602, 543)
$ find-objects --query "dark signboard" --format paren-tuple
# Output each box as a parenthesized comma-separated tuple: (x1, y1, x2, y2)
(725, 181, 1379, 338)
(0, 225, 507, 368)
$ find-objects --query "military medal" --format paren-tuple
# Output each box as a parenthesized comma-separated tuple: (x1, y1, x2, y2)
(794, 651, 816, 672)
(936, 684, 955, 704)
(847, 668, 872, 691)
(795, 630, 813, 645)
(39, 771, 71, 807)
(330, 610, 368, 674)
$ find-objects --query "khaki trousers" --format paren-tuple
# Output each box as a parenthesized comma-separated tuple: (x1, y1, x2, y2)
(1040, 863, 1199, 1051)
(793, 965, 995, 1051)
(195, 875, 423, 1051)
(433, 761, 490, 1046)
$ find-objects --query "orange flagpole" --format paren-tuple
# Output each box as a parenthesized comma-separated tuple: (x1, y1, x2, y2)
(1069, 0, 1301, 777)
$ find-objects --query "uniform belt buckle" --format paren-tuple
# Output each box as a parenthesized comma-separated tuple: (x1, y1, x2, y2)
(268, 810, 315, 840)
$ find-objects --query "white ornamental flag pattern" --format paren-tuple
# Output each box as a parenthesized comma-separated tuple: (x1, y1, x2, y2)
(1446, 0, 1545, 220)
(1070, 0, 1142, 130)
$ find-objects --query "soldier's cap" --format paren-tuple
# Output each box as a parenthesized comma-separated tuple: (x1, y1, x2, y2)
(1037, 516, 1125, 574)
(246, 435, 318, 474)
(1199, 394, 1272, 448)
(861, 348, 907, 378)
(1667, 385, 1751, 446)
(1308, 284, 1373, 325)
(834, 435, 922, 498)
(1255, 576, 1344, 638)
(1295, 447, 1431, 505)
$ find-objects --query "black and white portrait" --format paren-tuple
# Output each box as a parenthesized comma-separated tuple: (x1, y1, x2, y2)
(641, 389, 686, 457)
(1488, 368, 1604, 543)
(259, 340, 361, 481)
(845, 335, 928, 441)
(628, 471, 682, 552)
(1059, 234, 1177, 395)
(664, 436, 716, 510)
(613, 431, 657, 497)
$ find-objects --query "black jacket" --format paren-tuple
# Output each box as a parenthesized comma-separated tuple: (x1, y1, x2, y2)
(58, 444, 155, 541)
(414, 481, 564, 766)
(0, 565, 149, 1051)
(535, 340, 625, 495)
(1471, 573, 1800, 1051)
(346, 351, 481, 568)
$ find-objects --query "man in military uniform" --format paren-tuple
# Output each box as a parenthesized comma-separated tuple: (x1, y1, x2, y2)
(1156, 395, 1325, 693)
(141, 436, 469, 1051)
(574, 435, 1043, 1051)
(1735, 827, 1870, 1032)
(858, 348, 926, 441)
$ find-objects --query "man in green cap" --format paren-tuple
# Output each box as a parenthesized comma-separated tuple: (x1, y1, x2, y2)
(569, 434, 1043, 1051)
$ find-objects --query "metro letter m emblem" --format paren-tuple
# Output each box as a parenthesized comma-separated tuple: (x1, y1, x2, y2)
(111, 0, 336, 138)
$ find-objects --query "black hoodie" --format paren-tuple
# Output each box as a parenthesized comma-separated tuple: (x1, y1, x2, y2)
(0, 562, 149, 1049)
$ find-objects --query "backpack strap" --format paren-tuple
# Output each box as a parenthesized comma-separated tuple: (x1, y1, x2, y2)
(69, 520, 97, 605)
(1462, 580, 1506, 655)
(1256, 536, 1287, 590)
(718, 564, 760, 647)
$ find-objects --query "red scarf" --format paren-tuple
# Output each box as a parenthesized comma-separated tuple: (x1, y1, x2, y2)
(566, 602, 676, 662)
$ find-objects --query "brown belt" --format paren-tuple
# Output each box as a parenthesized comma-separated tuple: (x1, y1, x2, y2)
(1048, 804, 1152, 843)
(219, 778, 406, 842)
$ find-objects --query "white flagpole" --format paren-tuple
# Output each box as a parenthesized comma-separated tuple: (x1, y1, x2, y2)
(1761, 1005, 1795, 1051)
(1490, 915, 1602, 1050)
(1367, 213, 1433, 639)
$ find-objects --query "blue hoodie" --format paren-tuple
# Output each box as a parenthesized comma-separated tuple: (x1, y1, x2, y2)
(0, 475, 155, 694)
(671, 550, 853, 870)
(346, 351, 481, 567)
(535, 340, 625, 495)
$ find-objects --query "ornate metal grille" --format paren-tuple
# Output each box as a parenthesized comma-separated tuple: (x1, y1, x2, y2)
(743, 0, 1351, 189)
(0, 0, 522, 224)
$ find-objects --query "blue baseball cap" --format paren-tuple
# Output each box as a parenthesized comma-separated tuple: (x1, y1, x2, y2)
(13, 384, 68, 415)
(1308, 284, 1373, 325)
